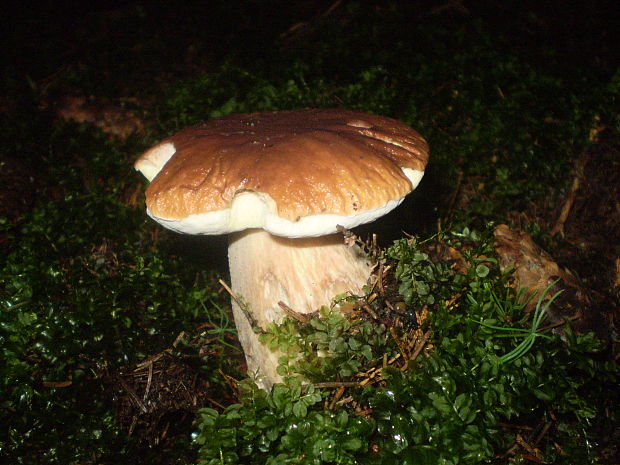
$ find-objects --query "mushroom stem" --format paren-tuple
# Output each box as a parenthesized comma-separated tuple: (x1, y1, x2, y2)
(227, 228, 373, 389)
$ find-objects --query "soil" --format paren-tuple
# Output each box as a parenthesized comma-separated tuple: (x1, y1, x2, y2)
(544, 129, 620, 340)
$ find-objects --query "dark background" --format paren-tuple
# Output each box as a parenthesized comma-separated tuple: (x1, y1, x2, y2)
(2, 0, 619, 87)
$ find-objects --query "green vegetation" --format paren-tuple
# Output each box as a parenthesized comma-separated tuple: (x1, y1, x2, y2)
(194, 230, 617, 464)
(0, 127, 237, 463)
(1, 2, 618, 464)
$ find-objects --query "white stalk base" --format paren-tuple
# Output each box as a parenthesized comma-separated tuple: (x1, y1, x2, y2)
(227, 229, 373, 390)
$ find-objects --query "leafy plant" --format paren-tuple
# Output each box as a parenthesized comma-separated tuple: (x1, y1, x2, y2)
(194, 377, 373, 465)
(0, 123, 235, 463)
(260, 305, 392, 381)
(194, 228, 618, 464)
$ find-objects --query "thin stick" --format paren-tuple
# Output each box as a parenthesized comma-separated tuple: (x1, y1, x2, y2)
(206, 397, 227, 410)
(218, 279, 242, 308)
(278, 301, 310, 324)
(410, 330, 432, 361)
(534, 422, 553, 446)
(390, 327, 409, 362)
(219, 278, 258, 328)
(135, 352, 165, 370)
(143, 362, 153, 403)
(312, 381, 360, 389)
(377, 262, 385, 294)
(516, 433, 542, 460)
(498, 423, 535, 431)
(218, 368, 239, 395)
(172, 331, 185, 347)
(118, 376, 147, 413)
(361, 303, 379, 320)
(551, 153, 587, 236)
(328, 386, 346, 410)
(42, 380, 72, 388)
(538, 313, 581, 332)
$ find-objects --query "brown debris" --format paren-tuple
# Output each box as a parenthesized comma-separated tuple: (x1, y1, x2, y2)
(500, 417, 557, 463)
(54, 95, 144, 139)
(42, 380, 73, 388)
(427, 240, 468, 274)
(494, 224, 581, 306)
(493, 224, 604, 336)
(106, 344, 225, 446)
(344, 237, 432, 386)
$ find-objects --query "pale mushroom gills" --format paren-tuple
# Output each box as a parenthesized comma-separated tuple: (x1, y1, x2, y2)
(135, 108, 429, 389)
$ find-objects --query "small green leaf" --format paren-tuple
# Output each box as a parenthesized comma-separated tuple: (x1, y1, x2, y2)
(342, 437, 362, 451)
(475, 264, 490, 278)
(429, 392, 451, 414)
(336, 410, 349, 428)
(292, 402, 307, 418)
(416, 281, 430, 295)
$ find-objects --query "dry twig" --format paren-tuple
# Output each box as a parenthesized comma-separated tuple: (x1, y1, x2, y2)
(278, 301, 311, 324)
(551, 153, 588, 236)
(410, 330, 432, 362)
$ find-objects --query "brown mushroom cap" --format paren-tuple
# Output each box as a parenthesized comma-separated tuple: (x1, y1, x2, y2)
(135, 109, 429, 238)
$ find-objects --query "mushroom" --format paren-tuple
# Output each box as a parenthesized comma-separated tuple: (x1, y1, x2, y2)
(134, 109, 429, 389)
